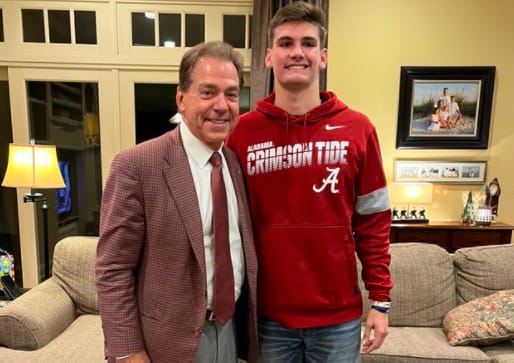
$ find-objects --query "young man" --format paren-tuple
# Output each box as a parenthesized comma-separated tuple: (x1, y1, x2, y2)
(227, 3, 392, 362)
(96, 41, 258, 363)
(434, 87, 451, 108)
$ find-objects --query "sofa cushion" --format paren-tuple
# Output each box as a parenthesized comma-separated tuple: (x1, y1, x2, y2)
(52, 236, 99, 314)
(360, 243, 456, 327)
(454, 244, 514, 304)
(443, 289, 514, 346)
(361, 326, 491, 363)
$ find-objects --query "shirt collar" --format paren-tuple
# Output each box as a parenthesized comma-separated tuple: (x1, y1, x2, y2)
(180, 121, 223, 168)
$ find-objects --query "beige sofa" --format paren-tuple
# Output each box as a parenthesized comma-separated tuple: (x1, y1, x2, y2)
(1, 237, 513, 363)
(360, 242, 514, 363)
(0, 236, 104, 363)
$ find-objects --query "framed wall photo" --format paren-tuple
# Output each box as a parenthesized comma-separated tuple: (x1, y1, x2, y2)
(396, 66, 495, 149)
(394, 160, 487, 184)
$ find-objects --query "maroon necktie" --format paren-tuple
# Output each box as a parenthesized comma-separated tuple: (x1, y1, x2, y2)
(209, 151, 235, 324)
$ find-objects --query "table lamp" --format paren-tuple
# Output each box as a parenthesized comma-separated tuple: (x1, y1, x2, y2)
(390, 182, 433, 223)
(1, 141, 65, 279)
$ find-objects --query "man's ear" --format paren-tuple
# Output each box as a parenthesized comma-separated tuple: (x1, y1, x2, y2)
(319, 48, 328, 70)
(176, 88, 185, 113)
(265, 48, 273, 69)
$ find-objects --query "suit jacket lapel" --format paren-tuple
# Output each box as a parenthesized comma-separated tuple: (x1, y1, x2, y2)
(162, 129, 206, 276)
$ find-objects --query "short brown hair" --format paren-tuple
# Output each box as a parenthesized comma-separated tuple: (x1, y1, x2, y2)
(268, 2, 327, 48)
(178, 41, 244, 91)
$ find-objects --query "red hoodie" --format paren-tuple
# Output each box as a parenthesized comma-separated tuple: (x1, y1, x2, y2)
(227, 91, 393, 328)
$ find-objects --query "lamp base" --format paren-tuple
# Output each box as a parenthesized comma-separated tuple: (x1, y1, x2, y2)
(21, 193, 51, 280)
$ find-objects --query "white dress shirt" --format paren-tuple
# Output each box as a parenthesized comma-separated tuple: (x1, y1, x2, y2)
(180, 122, 245, 309)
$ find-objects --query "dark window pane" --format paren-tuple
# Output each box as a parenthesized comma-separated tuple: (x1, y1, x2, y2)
(159, 13, 180, 47)
(135, 84, 177, 143)
(223, 15, 245, 48)
(22, 9, 45, 43)
(0, 9, 4, 42)
(75, 11, 97, 44)
(185, 14, 204, 47)
(132, 12, 155, 46)
(27, 81, 48, 141)
(49, 10, 71, 43)
(240, 86, 250, 113)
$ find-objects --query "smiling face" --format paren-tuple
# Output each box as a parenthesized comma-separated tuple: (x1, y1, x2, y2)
(265, 21, 327, 91)
(176, 56, 240, 150)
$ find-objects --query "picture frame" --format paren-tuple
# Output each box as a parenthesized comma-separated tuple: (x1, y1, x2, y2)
(394, 160, 487, 184)
(396, 66, 495, 149)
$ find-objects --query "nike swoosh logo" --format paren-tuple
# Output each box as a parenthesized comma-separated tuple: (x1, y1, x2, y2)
(325, 124, 345, 131)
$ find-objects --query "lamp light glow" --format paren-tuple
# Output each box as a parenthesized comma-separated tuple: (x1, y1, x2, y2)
(2, 143, 65, 189)
(390, 182, 433, 205)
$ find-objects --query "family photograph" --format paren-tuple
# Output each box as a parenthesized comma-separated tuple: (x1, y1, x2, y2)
(409, 82, 480, 136)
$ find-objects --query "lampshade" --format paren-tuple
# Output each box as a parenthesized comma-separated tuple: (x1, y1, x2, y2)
(1, 143, 65, 189)
(389, 182, 433, 205)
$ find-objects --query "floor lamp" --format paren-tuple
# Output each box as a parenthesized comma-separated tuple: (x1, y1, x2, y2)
(1, 141, 65, 280)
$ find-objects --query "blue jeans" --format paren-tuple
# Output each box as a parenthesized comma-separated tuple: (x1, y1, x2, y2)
(258, 317, 361, 363)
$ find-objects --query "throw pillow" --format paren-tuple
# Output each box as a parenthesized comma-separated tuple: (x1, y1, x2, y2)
(443, 289, 514, 346)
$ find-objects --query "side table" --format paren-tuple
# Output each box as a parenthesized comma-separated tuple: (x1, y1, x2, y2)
(390, 221, 514, 253)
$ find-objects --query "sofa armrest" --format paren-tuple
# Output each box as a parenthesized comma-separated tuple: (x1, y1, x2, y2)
(0, 278, 76, 350)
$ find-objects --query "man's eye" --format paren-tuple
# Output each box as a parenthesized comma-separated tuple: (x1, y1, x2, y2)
(303, 41, 316, 47)
(200, 90, 214, 97)
(279, 41, 292, 48)
(227, 92, 239, 101)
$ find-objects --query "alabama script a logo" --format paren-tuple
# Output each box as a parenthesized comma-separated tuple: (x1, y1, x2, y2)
(312, 167, 340, 193)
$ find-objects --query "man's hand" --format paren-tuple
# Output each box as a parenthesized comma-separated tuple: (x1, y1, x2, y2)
(361, 308, 389, 354)
(117, 351, 151, 363)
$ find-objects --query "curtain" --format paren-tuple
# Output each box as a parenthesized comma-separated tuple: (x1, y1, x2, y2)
(249, 0, 329, 109)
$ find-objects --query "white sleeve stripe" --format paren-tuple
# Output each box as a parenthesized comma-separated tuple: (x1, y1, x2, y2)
(356, 187, 391, 215)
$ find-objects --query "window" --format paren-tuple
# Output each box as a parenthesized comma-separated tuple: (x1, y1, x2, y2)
(134, 83, 177, 143)
(22, 9, 45, 43)
(223, 15, 246, 48)
(48, 10, 71, 44)
(74, 11, 97, 44)
(0, 9, 4, 42)
(132, 12, 155, 46)
(240, 86, 250, 114)
(26, 81, 102, 244)
(132, 12, 205, 48)
(22, 8, 97, 44)
(159, 13, 180, 47)
(185, 14, 204, 47)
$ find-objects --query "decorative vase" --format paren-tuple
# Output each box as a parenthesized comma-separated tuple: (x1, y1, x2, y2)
(475, 206, 493, 226)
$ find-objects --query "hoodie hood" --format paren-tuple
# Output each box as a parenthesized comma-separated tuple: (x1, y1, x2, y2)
(255, 91, 348, 127)
(255, 91, 348, 144)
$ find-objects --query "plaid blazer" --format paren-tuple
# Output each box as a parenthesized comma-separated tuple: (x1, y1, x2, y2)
(96, 128, 258, 363)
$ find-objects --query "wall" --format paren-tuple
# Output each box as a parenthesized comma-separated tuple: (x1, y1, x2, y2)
(328, 0, 514, 225)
